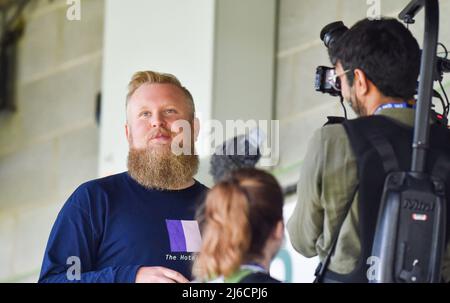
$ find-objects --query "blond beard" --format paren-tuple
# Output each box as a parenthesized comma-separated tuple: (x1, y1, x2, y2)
(127, 146, 199, 190)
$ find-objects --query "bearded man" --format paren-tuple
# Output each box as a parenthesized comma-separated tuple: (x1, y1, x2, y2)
(39, 71, 208, 283)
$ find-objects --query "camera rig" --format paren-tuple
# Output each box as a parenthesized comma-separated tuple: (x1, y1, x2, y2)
(313, 0, 448, 283)
(314, 17, 450, 126)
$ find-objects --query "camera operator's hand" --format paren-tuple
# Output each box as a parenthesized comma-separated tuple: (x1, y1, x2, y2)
(135, 266, 189, 283)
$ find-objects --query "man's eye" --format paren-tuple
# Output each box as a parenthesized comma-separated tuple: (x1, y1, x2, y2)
(141, 111, 151, 117)
(165, 109, 177, 114)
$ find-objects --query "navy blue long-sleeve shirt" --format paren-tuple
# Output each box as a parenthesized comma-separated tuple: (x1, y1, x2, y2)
(39, 172, 208, 283)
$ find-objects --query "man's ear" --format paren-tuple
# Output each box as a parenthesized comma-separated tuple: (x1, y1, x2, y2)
(273, 220, 284, 241)
(125, 123, 132, 145)
(193, 117, 200, 142)
(354, 68, 369, 97)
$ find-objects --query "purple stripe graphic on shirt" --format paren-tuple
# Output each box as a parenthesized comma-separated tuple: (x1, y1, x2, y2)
(165, 220, 202, 252)
(165, 220, 187, 252)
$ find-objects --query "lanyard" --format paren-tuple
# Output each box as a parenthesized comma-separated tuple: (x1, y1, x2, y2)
(374, 102, 412, 115)
(240, 263, 267, 273)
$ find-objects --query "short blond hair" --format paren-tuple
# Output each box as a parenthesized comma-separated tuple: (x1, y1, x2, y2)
(126, 71, 195, 119)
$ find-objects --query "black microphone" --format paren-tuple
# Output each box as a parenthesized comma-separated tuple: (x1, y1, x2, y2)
(209, 128, 264, 183)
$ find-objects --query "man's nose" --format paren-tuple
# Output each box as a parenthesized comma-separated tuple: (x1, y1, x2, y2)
(150, 113, 166, 128)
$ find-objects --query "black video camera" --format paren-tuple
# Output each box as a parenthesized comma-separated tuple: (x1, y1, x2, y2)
(314, 20, 450, 126)
(314, 21, 348, 97)
(315, 21, 450, 97)
(315, 66, 341, 97)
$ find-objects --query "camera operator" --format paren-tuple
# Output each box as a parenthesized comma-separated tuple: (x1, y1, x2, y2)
(287, 17, 450, 283)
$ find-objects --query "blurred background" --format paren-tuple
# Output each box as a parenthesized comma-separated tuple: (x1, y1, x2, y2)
(0, 0, 449, 282)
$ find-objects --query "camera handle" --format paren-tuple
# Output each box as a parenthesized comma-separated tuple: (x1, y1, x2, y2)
(400, 0, 439, 173)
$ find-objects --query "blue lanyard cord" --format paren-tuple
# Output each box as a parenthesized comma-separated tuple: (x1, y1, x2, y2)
(374, 102, 414, 115)
(241, 263, 267, 273)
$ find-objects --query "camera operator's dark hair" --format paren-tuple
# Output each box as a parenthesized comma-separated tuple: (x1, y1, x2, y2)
(329, 18, 420, 100)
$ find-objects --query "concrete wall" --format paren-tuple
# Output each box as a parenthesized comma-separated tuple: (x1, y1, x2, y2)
(212, 0, 276, 124)
(0, 0, 104, 282)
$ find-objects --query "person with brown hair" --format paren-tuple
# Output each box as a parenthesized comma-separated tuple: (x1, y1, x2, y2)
(193, 168, 284, 283)
(39, 71, 208, 283)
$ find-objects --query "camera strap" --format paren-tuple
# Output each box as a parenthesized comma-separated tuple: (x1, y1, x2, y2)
(313, 183, 359, 283)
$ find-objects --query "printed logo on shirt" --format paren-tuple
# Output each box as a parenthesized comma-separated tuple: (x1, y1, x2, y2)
(165, 220, 202, 253)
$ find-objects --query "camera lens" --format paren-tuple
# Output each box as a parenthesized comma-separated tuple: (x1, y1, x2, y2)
(320, 21, 349, 48)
